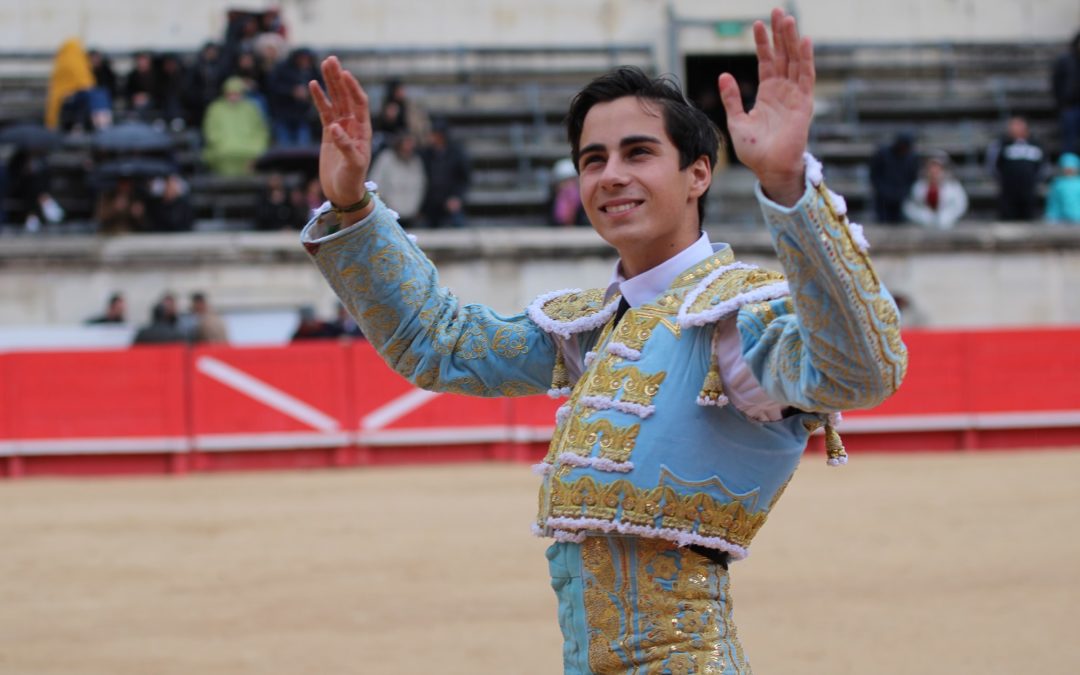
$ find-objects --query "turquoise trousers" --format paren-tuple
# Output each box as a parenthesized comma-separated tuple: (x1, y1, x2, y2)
(547, 536, 751, 674)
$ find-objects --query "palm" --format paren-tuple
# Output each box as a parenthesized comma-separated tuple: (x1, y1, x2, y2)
(310, 56, 372, 206)
(719, 9, 815, 197)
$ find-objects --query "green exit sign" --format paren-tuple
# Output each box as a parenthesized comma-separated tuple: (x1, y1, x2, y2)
(714, 20, 748, 37)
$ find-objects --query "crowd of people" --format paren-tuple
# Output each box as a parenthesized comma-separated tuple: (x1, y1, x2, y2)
(4, 21, 1080, 233)
(87, 291, 228, 345)
(865, 30, 1080, 228)
(1, 9, 473, 233)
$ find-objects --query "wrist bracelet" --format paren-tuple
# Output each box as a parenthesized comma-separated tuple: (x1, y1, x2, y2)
(330, 191, 372, 215)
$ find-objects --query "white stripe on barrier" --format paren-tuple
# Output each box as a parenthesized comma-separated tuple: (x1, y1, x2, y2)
(357, 426, 513, 446)
(194, 431, 352, 451)
(360, 388, 441, 430)
(4, 410, 1080, 458)
(196, 356, 341, 432)
(0, 436, 190, 456)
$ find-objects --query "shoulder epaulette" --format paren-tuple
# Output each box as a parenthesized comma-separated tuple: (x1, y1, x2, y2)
(526, 288, 620, 339)
(677, 264, 789, 328)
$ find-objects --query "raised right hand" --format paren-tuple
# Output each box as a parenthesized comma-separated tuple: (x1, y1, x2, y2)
(309, 56, 373, 218)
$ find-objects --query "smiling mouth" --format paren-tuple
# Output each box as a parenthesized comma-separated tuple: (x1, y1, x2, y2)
(601, 201, 643, 214)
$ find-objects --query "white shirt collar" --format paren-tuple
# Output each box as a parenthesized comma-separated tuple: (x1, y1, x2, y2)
(605, 232, 715, 307)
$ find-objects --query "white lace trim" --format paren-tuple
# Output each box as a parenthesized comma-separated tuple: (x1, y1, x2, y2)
(606, 341, 642, 361)
(579, 394, 655, 419)
(526, 289, 621, 339)
(547, 387, 572, 399)
(556, 452, 634, 473)
(695, 394, 730, 407)
(541, 516, 750, 561)
(555, 403, 572, 425)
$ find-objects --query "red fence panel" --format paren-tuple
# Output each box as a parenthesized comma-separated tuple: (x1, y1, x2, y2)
(0, 346, 189, 475)
(189, 342, 352, 459)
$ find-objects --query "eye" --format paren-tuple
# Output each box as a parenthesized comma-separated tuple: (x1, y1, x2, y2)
(628, 146, 652, 159)
(580, 154, 604, 169)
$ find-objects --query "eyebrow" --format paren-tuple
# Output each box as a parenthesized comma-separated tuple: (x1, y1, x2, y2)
(579, 135, 664, 158)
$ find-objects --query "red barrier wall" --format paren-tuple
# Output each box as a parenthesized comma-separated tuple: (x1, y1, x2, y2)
(2, 328, 1078, 478)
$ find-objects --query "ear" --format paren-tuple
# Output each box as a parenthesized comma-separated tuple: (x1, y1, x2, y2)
(686, 155, 712, 200)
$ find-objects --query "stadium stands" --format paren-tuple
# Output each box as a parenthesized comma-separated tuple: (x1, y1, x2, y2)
(0, 40, 1065, 231)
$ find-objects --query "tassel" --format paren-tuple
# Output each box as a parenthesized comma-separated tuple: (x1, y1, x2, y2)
(824, 419, 848, 466)
(696, 327, 728, 406)
(550, 349, 570, 394)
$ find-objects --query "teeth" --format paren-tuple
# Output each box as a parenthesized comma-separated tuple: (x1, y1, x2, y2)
(606, 202, 638, 214)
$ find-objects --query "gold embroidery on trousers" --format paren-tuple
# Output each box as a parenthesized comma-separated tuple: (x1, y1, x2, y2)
(581, 537, 751, 674)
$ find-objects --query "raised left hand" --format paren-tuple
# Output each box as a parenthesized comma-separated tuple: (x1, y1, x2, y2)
(719, 8, 815, 206)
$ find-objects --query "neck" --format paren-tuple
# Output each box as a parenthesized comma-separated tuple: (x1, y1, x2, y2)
(617, 228, 700, 279)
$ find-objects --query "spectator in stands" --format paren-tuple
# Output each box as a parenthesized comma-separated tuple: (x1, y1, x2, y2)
(184, 42, 226, 128)
(46, 38, 112, 132)
(373, 79, 431, 154)
(290, 306, 339, 341)
(86, 292, 126, 325)
(368, 132, 426, 228)
(7, 149, 64, 231)
(232, 50, 271, 119)
(124, 51, 157, 121)
(188, 291, 228, 343)
(154, 53, 187, 130)
(253, 32, 287, 82)
(201, 76, 270, 176)
(7, 149, 63, 230)
(869, 131, 918, 224)
(95, 176, 146, 234)
(419, 117, 470, 228)
(987, 116, 1046, 221)
(1051, 31, 1080, 154)
(133, 301, 186, 345)
(903, 153, 968, 229)
(87, 49, 118, 107)
(146, 173, 194, 232)
(268, 48, 321, 147)
(255, 173, 306, 230)
(548, 157, 588, 226)
(1045, 152, 1080, 224)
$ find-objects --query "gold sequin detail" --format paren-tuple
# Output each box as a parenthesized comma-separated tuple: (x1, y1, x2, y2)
(541, 288, 611, 323)
(581, 537, 750, 673)
(583, 359, 667, 407)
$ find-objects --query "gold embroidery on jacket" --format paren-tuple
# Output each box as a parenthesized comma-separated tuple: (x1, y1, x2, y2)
(583, 359, 667, 407)
(556, 416, 641, 464)
(549, 476, 769, 549)
(492, 324, 529, 358)
(541, 288, 610, 323)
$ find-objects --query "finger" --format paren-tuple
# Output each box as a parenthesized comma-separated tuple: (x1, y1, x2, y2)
(343, 70, 370, 125)
(770, 8, 788, 81)
(717, 73, 746, 122)
(310, 80, 332, 127)
(798, 36, 816, 94)
(753, 19, 774, 81)
(322, 56, 348, 119)
(783, 15, 801, 82)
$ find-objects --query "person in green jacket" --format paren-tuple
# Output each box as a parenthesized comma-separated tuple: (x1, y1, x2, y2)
(1045, 152, 1080, 224)
(202, 76, 269, 176)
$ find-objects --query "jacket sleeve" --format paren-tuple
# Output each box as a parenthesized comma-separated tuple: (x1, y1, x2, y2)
(737, 155, 908, 412)
(300, 197, 557, 397)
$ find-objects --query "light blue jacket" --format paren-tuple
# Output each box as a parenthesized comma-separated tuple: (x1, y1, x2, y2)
(301, 157, 907, 560)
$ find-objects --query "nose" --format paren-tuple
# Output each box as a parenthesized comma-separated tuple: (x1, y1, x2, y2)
(598, 156, 629, 190)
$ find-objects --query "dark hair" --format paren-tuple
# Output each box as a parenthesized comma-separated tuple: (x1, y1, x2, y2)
(566, 66, 723, 225)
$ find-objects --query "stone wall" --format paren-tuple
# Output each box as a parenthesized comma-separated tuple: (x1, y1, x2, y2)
(0, 0, 1077, 65)
(3, 224, 1080, 331)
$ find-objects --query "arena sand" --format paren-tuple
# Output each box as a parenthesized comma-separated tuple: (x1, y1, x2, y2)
(1, 450, 1078, 674)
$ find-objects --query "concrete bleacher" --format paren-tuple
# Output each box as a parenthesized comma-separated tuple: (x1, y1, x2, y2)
(0, 40, 1067, 232)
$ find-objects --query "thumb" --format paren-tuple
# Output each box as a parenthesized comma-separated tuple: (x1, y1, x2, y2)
(717, 73, 745, 121)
